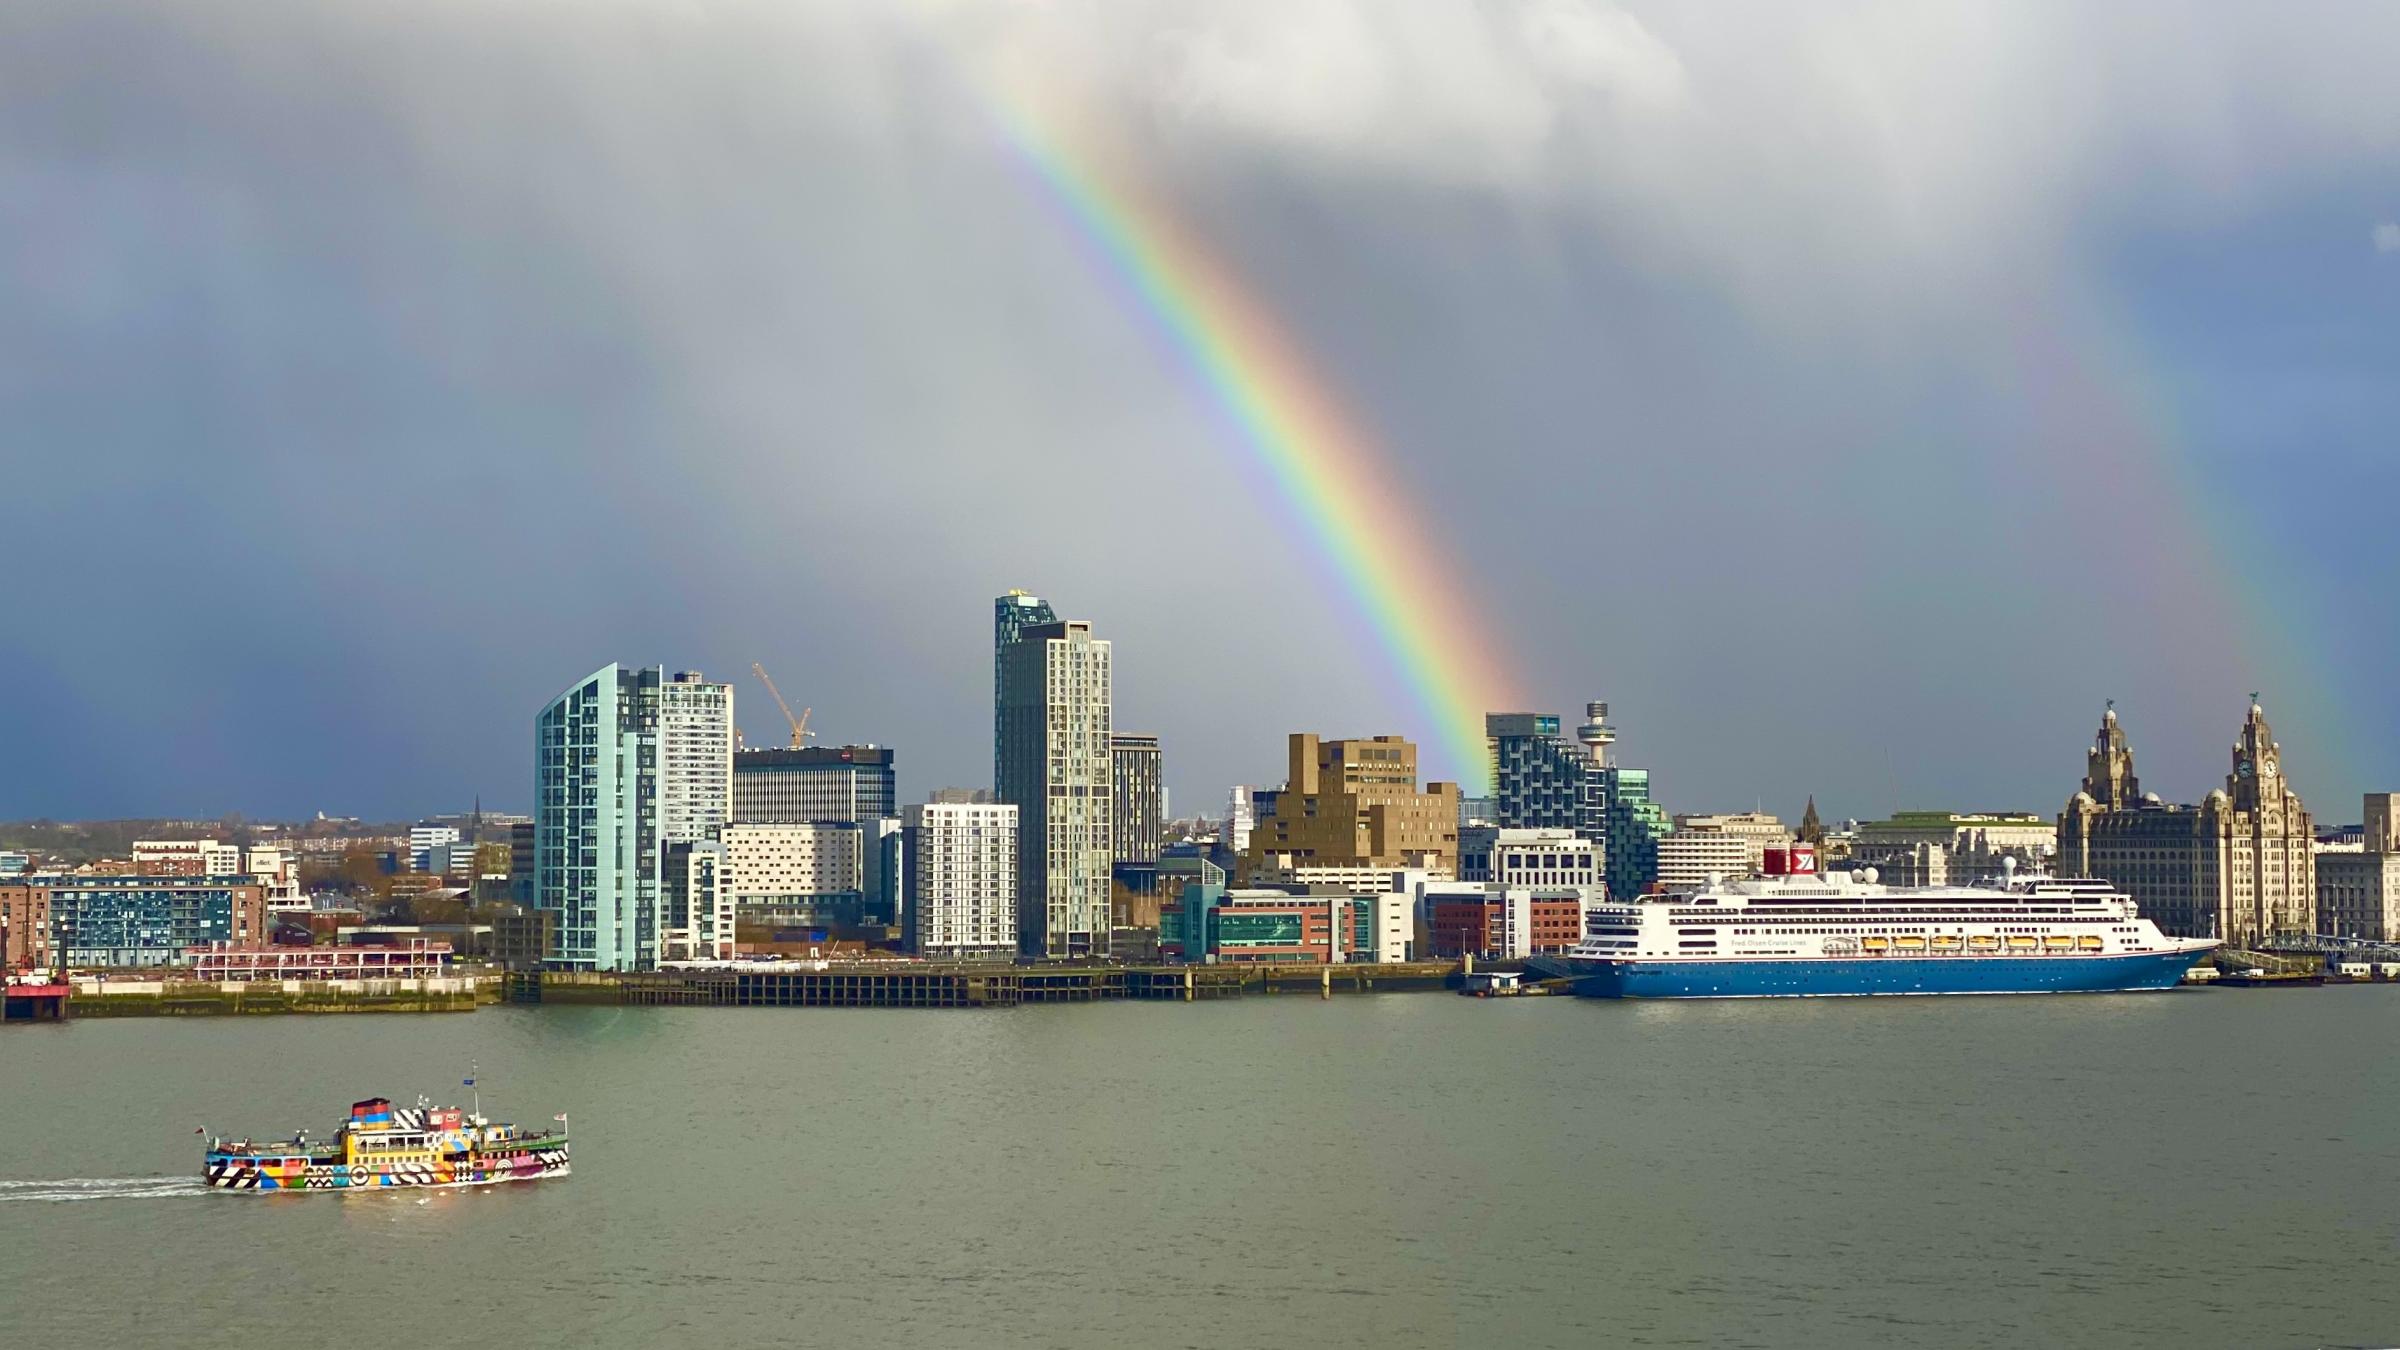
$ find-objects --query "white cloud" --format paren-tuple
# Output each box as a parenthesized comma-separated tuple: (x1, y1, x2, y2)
(2376, 222, 2400, 253)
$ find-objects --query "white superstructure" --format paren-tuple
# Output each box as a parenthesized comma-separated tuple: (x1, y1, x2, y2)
(1572, 871, 2191, 965)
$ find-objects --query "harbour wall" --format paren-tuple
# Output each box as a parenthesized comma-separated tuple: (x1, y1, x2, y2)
(62, 975, 494, 1017)
(513, 961, 1465, 1009)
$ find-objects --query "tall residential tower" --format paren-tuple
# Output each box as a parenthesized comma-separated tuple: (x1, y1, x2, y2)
(536, 665, 665, 971)
(1111, 733, 1164, 864)
(997, 616, 1114, 957)
(1486, 708, 1608, 845)
(993, 590, 1057, 787)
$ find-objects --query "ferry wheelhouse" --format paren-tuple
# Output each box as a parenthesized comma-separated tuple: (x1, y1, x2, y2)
(1561, 849, 2215, 999)
(203, 1096, 570, 1192)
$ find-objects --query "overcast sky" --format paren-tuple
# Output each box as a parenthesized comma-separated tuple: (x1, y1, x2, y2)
(5, 0, 2397, 825)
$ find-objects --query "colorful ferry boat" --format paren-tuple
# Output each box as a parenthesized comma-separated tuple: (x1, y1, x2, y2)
(1560, 849, 2216, 999)
(203, 1096, 569, 1192)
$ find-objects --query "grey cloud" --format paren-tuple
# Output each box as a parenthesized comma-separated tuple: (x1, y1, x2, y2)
(3, 0, 2396, 822)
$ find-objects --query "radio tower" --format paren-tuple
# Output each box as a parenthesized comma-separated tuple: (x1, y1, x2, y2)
(1577, 701, 1615, 769)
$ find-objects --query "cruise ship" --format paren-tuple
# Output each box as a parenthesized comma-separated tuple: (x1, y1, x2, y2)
(1559, 849, 2216, 999)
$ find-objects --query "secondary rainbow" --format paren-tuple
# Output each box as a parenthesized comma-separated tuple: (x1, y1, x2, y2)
(989, 95, 1517, 788)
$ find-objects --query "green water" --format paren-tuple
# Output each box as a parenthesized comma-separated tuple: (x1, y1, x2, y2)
(2, 990, 2396, 1348)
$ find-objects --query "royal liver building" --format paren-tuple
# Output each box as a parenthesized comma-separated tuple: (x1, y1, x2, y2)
(2057, 700, 2316, 946)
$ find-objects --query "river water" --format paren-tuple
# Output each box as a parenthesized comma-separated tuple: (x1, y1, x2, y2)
(3, 989, 2396, 1348)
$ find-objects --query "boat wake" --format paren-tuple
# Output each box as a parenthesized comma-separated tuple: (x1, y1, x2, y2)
(0, 1176, 206, 1203)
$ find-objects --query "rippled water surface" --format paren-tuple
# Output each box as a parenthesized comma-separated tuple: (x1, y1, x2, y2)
(4, 989, 2397, 1347)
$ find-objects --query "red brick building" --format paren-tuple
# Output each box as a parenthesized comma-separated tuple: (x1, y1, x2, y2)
(1, 884, 52, 972)
(1426, 889, 1587, 959)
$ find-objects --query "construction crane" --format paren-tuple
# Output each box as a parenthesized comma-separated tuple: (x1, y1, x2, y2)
(751, 663, 814, 749)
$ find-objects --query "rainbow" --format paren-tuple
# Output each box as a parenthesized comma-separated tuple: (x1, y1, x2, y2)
(2008, 290, 2369, 798)
(988, 96, 1518, 790)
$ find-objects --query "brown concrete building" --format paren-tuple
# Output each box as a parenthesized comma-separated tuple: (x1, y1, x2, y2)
(1, 883, 53, 972)
(1242, 734, 1459, 884)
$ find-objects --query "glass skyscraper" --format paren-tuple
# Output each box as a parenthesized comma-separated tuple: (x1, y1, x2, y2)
(1602, 766, 1672, 900)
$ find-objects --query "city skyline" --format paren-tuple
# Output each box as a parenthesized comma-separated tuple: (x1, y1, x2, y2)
(0, 610, 2382, 833)
(7, 2, 2399, 822)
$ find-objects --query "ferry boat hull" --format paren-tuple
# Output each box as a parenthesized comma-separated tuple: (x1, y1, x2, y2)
(1566, 947, 2208, 999)
(204, 1097, 569, 1193)
(203, 1150, 570, 1192)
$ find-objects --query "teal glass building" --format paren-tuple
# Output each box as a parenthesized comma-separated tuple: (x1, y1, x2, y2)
(1602, 766, 1672, 900)
(536, 664, 664, 971)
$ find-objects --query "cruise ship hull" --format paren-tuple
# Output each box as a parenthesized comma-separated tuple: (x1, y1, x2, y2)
(1566, 948, 2207, 999)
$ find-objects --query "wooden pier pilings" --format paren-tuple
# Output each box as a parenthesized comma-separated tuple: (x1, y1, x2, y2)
(508, 962, 1459, 1009)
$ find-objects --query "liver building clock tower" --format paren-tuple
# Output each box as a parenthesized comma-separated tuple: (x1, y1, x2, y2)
(2058, 698, 2316, 946)
(2221, 698, 2316, 943)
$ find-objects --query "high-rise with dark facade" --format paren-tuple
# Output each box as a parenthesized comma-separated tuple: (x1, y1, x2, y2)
(997, 616, 1113, 957)
(1486, 711, 1606, 841)
(1110, 733, 1164, 864)
(993, 590, 1057, 786)
(731, 747, 897, 824)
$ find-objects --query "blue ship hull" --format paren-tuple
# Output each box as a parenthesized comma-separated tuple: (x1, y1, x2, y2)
(1568, 949, 2206, 999)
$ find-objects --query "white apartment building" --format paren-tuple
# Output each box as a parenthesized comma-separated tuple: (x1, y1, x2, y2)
(133, 839, 243, 875)
(1655, 830, 1754, 894)
(1222, 786, 1258, 855)
(1671, 812, 1795, 874)
(663, 840, 737, 962)
(243, 846, 306, 913)
(407, 824, 459, 873)
(905, 798, 1018, 958)
(659, 671, 735, 846)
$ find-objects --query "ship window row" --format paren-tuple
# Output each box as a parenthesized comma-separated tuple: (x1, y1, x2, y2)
(1720, 925, 2143, 936)
(1681, 911, 2122, 924)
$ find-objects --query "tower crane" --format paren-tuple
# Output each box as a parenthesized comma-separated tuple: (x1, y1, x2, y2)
(751, 662, 814, 749)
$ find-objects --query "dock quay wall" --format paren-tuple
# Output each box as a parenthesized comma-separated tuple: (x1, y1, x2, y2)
(63, 974, 494, 1017)
(510, 961, 1461, 1008)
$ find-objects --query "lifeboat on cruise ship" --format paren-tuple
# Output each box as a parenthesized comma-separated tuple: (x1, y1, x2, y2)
(2043, 935, 2075, 950)
(2077, 935, 2105, 951)
(1861, 936, 1891, 953)
(2006, 935, 2039, 950)
(1968, 934, 2000, 950)
(1893, 936, 1927, 951)
(1930, 935, 1964, 951)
